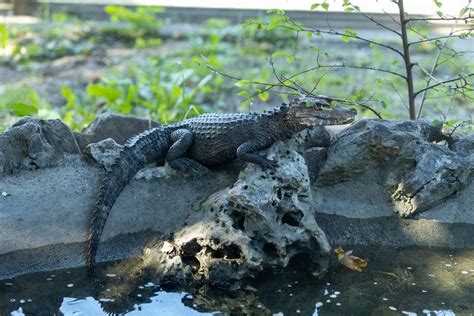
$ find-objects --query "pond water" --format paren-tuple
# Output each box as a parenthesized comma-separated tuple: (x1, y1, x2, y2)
(1, 246, 473, 315)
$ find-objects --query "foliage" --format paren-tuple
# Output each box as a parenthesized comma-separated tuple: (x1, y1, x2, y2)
(207, 1, 473, 132)
(103, 5, 164, 47)
(59, 56, 229, 129)
(0, 23, 8, 49)
(0, 3, 472, 135)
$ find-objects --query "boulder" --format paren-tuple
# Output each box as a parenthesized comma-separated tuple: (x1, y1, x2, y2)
(73, 113, 159, 150)
(0, 117, 80, 176)
(317, 119, 472, 217)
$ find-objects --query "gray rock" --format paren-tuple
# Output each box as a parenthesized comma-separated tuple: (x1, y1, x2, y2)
(316, 119, 472, 217)
(450, 133, 474, 157)
(0, 117, 79, 176)
(297, 125, 332, 149)
(83, 138, 123, 171)
(114, 140, 331, 290)
(73, 113, 159, 150)
(304, 147, 328, 182)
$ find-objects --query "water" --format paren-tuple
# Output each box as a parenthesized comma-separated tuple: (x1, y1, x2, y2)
(1, 246, 473, 315)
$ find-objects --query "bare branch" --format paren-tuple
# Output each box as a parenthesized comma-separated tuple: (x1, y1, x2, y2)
(359, 12, 402, 36)
(317, 63, 407, 79)
(406, 16, 474, 23)
(282, 19, 405, 58)
(408, 28, 474, 46)
(382, 9, 401, 26)
(414, 73, 474, 97)
(416, 38, 448, 119)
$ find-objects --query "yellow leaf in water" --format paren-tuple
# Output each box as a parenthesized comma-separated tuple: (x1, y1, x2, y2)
(335, 247, 368, 272)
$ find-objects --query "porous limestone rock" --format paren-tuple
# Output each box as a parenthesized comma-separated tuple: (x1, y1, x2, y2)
(110, 139, 331, 290)
(317, 119, 472, 217)
(0, 117, 79, 176)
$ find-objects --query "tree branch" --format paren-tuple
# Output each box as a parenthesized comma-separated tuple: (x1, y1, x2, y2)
(408, 28, 474, 46)
(359, 12, 402, 36)
(406, 16, 474, 23)
(281, 20, 405, 58)
(414, 73, 474, 97)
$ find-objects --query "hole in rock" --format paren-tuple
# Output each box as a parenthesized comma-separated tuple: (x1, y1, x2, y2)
(211, 244, 242, 260)
(181, 239, 202, 256)
(263, 242, 279, 259)
(276, 188, 283, 200)
(230, 211, 245, 230)
(181, 255, 201, 274)
(281, 211, 304, 227)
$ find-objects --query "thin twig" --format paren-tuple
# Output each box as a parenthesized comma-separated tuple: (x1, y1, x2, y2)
(407, 16, 473, 23)
(416, 36, 449, 118)
(408, 28, 474, 46)
(414, 73, 474, 97)
(360, 11, 402, 36)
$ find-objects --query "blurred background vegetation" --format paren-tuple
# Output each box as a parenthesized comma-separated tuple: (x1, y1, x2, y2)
(0, 2, 472, 133)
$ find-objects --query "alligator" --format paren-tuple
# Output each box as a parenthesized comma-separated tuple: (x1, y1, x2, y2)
(85, 96, 356, 269)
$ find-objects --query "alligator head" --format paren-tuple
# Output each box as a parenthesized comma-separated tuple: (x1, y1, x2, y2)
(284, 96, 357, 132)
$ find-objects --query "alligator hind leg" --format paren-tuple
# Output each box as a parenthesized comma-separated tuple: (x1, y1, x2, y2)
(237, 140, 277, 169)
(166, 129, 209, 176)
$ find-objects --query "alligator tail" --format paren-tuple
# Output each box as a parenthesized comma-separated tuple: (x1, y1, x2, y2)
(86, 126, 170, 270)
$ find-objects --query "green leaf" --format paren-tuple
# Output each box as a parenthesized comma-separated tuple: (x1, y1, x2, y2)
(235, 79, 251, 88)
(237, 90, 251, 99)
(87, 84, 121, 103)
(433, 0, 442, 8)
(321, 2, 330, 10)
(7, 103, 37, 116)
(0, 23, 8, 49)
(258, 92, 270, 102)
(241, 101, 250, 107)
(285, 55, 296, 63)
(342, 35, 350, 42)
(432, 119, 443, 127)
(436, 11, 443, 17)
(311, 3, 320, 10)
(446, 119, 458, 126)
(271, 51, 287, 58)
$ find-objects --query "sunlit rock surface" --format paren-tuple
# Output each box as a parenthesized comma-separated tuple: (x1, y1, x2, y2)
(117, 140, 331, 290)
(317, 119, 472, 217)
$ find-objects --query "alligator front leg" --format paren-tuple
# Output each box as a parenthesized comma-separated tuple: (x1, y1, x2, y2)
(237, 140, 277, 169)
(166, 129, 209, 176)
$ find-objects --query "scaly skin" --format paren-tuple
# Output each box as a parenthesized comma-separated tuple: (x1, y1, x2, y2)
(85, 96, 356, 270)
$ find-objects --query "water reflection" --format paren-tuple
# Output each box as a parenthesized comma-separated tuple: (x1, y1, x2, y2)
(59, 292, 218, 316)
(1, 246, 473, 315)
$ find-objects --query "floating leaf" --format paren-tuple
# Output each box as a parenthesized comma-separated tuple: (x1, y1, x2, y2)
(311, 3, 320, 10)
(321, 2, 330, 10)
(335, 246, 368, 272)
